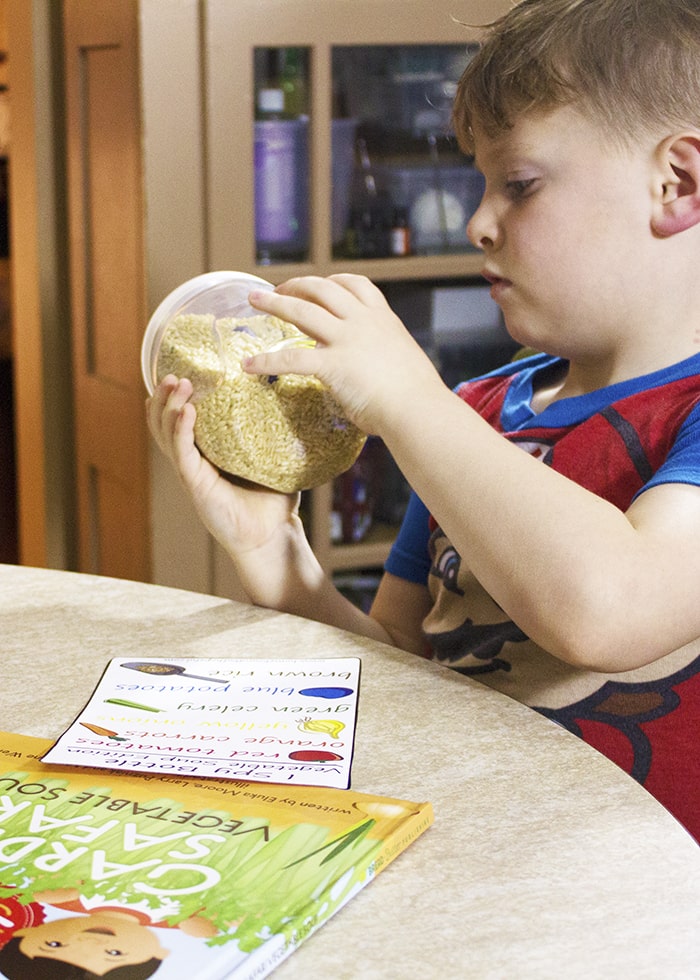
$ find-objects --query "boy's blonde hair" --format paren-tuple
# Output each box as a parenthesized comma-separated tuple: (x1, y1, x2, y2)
(453, 0, 700, 153)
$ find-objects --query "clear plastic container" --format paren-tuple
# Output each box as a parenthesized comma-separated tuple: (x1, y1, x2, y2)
(141, 271, 366, 493)
(141, 270, 275, 398)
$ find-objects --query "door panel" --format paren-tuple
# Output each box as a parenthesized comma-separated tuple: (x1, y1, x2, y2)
(64, 0, 150, 580)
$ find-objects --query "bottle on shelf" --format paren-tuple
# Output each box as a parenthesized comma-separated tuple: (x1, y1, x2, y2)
(339, 137, 394, 258)
(255, 85, 285, 120)
(331, 446, 375, 545)
(277, 47, 309, 120)
(389, 206, 411, 256)
(253, 48, 310, 264)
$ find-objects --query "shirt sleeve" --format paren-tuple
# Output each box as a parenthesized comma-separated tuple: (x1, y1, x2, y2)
(637, 401, 700, 495)
(384, 491, 432, 585)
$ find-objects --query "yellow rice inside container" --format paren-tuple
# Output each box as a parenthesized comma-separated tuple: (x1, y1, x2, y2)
(156, 312, 366, 492)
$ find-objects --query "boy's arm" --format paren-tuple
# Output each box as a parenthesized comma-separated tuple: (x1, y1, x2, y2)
(146, 376, 426, 652)
(371, 572, 433, 655)
(387, 383, 700, 671)
(245, 275, 700, 673)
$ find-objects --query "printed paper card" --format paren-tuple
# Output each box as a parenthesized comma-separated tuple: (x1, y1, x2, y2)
(42, 657, 360, 789)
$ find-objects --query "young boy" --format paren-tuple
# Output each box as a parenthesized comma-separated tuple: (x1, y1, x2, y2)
(148, 0, 700, 840)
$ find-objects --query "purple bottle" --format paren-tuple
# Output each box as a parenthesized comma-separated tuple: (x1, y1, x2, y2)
(254, 87, 309, 262)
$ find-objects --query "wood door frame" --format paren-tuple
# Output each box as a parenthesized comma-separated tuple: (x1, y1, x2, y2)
(7, 0, 76, 569)
(9, 0, 153, 580)
(64, 0, 150, 581)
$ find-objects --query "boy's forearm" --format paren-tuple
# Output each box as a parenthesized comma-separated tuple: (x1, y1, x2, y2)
(377, 382, 661, 669)
(222, 516, 395, 646)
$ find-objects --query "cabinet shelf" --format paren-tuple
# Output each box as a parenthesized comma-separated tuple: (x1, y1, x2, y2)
(306, 480, 398, 573)
(257, 251, 484, 285)
(328, 523, 398, 573)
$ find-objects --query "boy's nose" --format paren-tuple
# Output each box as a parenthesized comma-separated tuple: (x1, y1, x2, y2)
(467, 197, 497, 251)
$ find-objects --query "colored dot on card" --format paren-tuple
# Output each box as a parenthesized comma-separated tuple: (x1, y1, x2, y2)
(298, 687, 353, 699)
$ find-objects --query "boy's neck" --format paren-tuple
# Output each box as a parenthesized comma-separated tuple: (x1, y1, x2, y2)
(530, 362, 568, 413)
(531, 343, 700, 412)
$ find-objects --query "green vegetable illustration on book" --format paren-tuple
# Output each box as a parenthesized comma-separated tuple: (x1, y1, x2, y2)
(0, 818, 377, 978)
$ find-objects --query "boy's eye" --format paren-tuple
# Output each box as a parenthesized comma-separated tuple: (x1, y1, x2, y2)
(44, 940, 66, 948)
(505, 177, 538, 200)
(106, 948, 124, 957)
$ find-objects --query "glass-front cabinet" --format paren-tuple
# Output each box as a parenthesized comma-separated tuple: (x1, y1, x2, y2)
(331, 44, 483, 261)
(206, 0, 507, 283)
(204, 0, 512, 584)
(251, 42, 483, 266)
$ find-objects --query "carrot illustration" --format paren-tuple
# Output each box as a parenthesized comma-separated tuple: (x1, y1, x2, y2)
(79, 723, 128, 741)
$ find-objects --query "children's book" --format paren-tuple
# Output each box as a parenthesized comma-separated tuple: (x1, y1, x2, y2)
(41, 658, 361, 790)
(0, 731, 433, 980)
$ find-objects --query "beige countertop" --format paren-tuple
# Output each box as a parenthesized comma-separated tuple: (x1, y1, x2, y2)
(1, 563, 699, 978)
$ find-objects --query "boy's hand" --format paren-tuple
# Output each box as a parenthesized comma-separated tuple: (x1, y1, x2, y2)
(245, 274, 444, 435)
(146, 376, 300, 555)
(145, 372, 397, 637)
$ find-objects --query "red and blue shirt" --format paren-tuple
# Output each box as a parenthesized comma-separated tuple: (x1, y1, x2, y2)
(386, 352, 700, 841)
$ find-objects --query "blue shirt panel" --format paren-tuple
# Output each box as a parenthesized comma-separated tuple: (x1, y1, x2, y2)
(384, 491, 432, 584)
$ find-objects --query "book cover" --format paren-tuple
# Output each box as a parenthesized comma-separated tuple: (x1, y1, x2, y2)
(0, 731, 433, 980)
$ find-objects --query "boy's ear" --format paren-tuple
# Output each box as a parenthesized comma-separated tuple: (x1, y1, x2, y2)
(652, 132, 700, 237)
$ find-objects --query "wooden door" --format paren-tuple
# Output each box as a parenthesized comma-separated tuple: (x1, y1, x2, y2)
(64, 0, 150, 580)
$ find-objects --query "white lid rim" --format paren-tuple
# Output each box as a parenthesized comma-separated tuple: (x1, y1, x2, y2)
(140, 271, 273, 395)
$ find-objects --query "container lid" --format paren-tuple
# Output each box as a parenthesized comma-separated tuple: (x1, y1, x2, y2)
(141, 270, 274, 396)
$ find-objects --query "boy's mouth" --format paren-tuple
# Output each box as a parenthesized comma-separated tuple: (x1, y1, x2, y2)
(482, 269, 512, 298)
(482, 269, 508, 285)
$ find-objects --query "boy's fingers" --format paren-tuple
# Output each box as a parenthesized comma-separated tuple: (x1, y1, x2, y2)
(250, 275, 363, 325)
(146, 377, 195, 449)
(328, 273, 385, 306)
(248, 288, 339, 339)
(243, 347, 320, 379)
